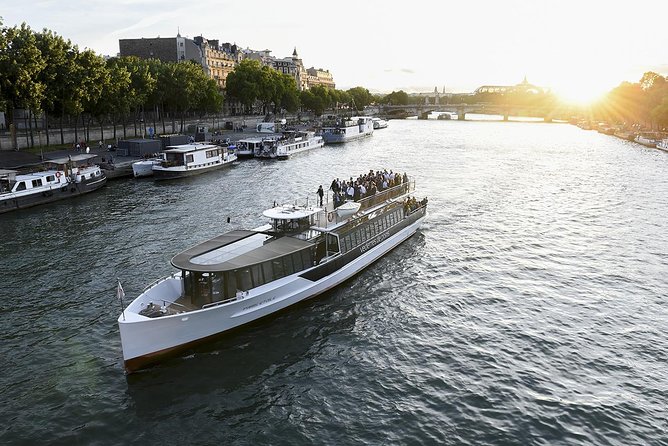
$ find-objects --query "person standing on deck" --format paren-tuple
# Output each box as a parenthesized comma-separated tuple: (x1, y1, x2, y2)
(317, 185, 324, 206)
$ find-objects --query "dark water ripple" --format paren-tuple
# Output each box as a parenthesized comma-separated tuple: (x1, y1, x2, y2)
(1, 120, 667, 445)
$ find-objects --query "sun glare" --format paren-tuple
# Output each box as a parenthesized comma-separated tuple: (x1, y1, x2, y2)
(555, 84, 608, 106)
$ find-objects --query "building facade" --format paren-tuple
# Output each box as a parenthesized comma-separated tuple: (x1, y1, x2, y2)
(306, 67, 335, 89)
(119, 34, 203, 64)
(193, 37, 241, 89)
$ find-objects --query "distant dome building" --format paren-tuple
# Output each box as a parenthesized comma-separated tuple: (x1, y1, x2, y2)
(474, 76, 546, 95)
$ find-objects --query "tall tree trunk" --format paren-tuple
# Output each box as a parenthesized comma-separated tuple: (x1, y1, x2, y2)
(44, 112, 50, 147)
(25, 110, 31, 148)
(112, 113, 117, 140)
(59, 113, 65, 146)
(74, 113, 79, 145)
(161, 104, 166, 134)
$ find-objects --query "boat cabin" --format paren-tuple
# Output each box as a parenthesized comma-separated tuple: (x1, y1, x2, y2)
(159, 143, 222, 168)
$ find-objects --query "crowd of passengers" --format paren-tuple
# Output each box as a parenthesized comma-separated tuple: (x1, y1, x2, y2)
(403, 196, 428, 215)
(329, 169, 409, 209)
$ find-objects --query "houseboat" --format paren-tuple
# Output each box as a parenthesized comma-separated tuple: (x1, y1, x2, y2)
(320, 117, 374, 144)
(0, 154, 106, 214)
(118, 171, 427, 372)
(254, 131, 324, 159)
(235, 137, 279, 158)
(152, 143, 237, 180)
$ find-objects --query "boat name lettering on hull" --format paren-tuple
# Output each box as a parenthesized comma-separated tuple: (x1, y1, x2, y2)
(360, 231, 390, 254)
(241, 295, 277, 312)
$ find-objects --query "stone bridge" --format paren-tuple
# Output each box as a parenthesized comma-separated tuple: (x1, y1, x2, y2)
(379, 103, 574, 122)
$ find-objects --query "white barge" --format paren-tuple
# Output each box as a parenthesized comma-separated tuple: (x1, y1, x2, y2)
(0, 154, 106, 213)
(152, 143, 236, 180)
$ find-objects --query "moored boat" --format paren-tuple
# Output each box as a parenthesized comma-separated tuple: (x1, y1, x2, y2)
(372, 117, 389, 129)
(235, 137, 278, 158)
(132, 156, 164, 178)
(0, 154, 106, 214)
(152, 143, 237, 180)
(117, 170, 427, 372)
(634, 133, 659, 147)
(254, 132, 324, 159)
(320, 116, 374, 144)
(657, 139, 668, 152)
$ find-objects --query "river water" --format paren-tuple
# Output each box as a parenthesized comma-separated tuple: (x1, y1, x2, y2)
(1, 119, 667, 445)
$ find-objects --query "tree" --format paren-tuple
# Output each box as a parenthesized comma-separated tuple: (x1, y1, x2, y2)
(347, 86, 374, 111)
(34, 29, 75, 145)
(381, 90, 409, 105)
(0, 23, 46, 147)
(225, 59, 263, 113)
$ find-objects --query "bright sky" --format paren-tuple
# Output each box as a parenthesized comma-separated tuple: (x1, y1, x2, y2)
(3, 0, 667, 103)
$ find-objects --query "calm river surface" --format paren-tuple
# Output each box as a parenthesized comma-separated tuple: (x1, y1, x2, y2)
(1, 119, 667, 445)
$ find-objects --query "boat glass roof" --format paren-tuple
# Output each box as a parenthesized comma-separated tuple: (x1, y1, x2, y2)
(189, 233, 272, 265)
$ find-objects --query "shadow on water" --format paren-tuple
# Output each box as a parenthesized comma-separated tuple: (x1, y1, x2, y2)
(123, 287, 358, 417)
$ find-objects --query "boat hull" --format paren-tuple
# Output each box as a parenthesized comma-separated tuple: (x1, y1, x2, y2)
(152, 159, 235, 180)
(132, 160, 158, 178)
(118, 208, 426, 372)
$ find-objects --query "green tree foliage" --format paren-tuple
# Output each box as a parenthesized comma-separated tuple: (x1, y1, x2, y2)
(381, 90, 410, 105)
(346, 86, 374, 110)
(0, 23, 46, 127)
(225, 59, 263, 111)
(598, 72, 668, 129)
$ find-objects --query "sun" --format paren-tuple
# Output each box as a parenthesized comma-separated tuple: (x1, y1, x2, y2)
(552, 80, 611, 106)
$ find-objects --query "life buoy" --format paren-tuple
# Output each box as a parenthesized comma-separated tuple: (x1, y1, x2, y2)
(328, 213, 334, 222)
(55, 171, 61, 178)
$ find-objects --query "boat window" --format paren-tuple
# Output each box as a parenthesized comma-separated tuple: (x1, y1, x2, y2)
(183, 271, 194, 297)
(186, 154, 194, 163)
(262, 262, 273, 284)
(291, 252, 304, 271)
(365, 226, 372, 240)
(224, 271, 236, 298)
(211, 272, 223, 301)
(236, 268, 252, 291)
(284, 255, 295, 275)
(272, 259, 284, 280)
(15, 181, 26, 191)
(301, 249, 312, 268)
(46, 175, 55, 182)
(251, 264, 264, 287)
(327, 234, 339, 254)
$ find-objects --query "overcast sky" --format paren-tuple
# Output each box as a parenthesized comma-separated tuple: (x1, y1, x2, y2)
(3, 0, 667, 101)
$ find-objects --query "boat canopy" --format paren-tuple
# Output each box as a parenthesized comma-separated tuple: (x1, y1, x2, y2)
(44, 154, 98, 166)
(171, 229, 313, 273)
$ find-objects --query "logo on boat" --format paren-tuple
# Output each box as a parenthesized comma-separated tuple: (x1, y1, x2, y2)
(360, 232, 390, 254)
(241, 295, 277, 313)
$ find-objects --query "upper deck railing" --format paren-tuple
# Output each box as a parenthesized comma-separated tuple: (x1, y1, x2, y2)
(314, 178, 415, 229)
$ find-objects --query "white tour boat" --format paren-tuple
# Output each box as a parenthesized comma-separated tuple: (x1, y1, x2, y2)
(253, 131, 324, 159)
(372, 117, 389, 129)
(152, 143, 237, 180)
(0, 154, 106, 214)
(320, 117, 374, 144)
(656, 139, 668, 152)
(118, 172, 427, 372)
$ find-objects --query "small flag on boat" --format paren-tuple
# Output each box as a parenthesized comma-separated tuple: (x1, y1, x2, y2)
(117, 280, 125, 302)
(117, 279, 126, 321)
